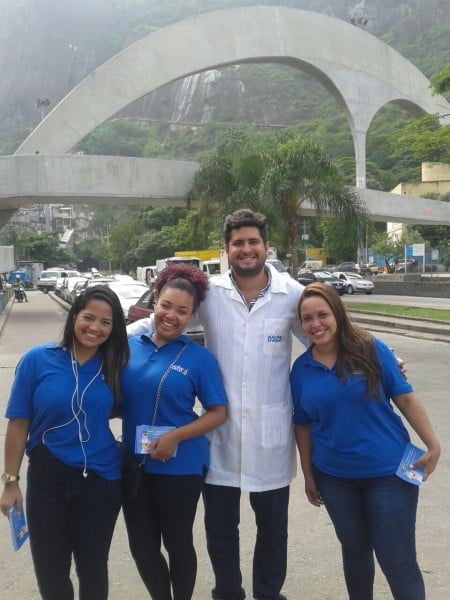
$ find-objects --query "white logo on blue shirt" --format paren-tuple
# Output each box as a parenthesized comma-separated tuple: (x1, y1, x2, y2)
(171, 364, 189, 376)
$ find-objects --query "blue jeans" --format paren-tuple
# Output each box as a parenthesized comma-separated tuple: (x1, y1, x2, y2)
(314, 468, 425, 600)
(26, 445, 121, 600)
(203, 483, 289, 600)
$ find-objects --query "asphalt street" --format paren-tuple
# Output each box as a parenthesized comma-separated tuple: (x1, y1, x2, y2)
(0, 291, 448, 599)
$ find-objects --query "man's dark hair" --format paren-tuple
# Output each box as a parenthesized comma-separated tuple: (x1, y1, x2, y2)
(223, 209, 268, 245)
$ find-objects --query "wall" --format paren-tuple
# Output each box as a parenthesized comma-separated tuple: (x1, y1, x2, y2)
(373, 277, 450, 298)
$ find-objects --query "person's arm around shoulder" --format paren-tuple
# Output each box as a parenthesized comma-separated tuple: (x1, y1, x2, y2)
(126, 316, 152, 337)
(392, 392, 441, 481)
(0, 418, 30, 516)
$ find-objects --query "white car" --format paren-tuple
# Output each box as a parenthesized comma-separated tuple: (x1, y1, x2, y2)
(60, 276, 88, 303)
(266, 259, 291, 280)
(102, 281, 149, 319)
(332, 272, 374, 295)
(54, 270, 81, 297)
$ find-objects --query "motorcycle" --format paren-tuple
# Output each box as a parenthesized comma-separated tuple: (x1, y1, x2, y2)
(14, 285, 26, 303)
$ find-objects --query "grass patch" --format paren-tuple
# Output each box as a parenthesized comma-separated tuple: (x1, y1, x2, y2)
(343, 302, 450, 322)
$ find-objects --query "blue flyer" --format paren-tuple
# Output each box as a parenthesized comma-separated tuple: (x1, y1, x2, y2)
(396, 442, 426, 486)
(8, 505, 29, 551)
(135, 424, 177, 457)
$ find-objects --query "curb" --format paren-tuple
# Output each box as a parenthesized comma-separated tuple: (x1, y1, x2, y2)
(350, 312, 450, 344)
(0, 292, 14, 337)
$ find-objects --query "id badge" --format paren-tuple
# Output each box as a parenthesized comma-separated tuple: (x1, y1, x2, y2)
(135, 424, 177, 457)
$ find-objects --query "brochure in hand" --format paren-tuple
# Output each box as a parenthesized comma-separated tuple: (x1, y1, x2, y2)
(8, 505, 29, 551)
(396, 442, 426, 486)
(135, 424, 177, 457)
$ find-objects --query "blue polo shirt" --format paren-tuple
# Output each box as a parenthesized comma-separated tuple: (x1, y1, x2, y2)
(121, 334, 227, 475)
(6, 344, 121, 479)
(290, 338, 413, 478)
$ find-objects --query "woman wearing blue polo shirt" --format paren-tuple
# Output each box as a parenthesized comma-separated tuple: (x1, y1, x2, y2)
(121, 264, 227, 600)
(0, 286, 129, 600)
(290, 283, 440, 600)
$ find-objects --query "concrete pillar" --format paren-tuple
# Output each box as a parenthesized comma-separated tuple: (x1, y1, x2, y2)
(353, 129, 367, 189)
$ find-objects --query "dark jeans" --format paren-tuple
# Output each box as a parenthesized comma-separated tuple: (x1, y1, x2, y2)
(314, 468, 425, 600)
(203, 483, 289, 600)
(122, 472, 204, 600)
(26, 445, 121, 600)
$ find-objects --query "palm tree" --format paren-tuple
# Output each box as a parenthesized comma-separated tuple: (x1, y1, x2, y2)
(259, 135, 367, 274)
(192, 131, 367, 275)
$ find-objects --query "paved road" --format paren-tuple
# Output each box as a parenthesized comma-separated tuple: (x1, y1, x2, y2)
(0, 291, 449, 599)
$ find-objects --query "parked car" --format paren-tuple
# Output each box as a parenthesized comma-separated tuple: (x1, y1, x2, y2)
(336, 261, 359, 273)
(395, 259, 417, 273)
(362, 263, 382, 275)
(55, 271, 82, 297)
(76, 277, 118, 294)
(336, 262, 372, 276)
(36, 268, 66, 293)
(102, 281, 149, 320)
(68, 279, 91, 305)
(297, 270, 345, 295)
(76, 280, 147, 320)
(127, 288, 205, 344)
(266, 259, 291, 279)
(127, 288, 154, 323)
(60, 276, 88, 303)
(332, 272, 374, 294)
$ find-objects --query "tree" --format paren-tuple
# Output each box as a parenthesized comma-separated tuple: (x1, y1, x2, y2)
(391, 64, 450, 163)
(259, 136, 367, 274)
(0, 228, 72, 266)
(372, 229, 424, 273)
(192, 131, 367, 274)
(430, 64, 450, 95)
(391, 114, 450, 162)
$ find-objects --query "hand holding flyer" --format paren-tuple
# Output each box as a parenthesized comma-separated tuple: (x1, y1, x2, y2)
(135, 424, 177, 457)
(8, 505, 29, 551)
(396, 442, 426, 486)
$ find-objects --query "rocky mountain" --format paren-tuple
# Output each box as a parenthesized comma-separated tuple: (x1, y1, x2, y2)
(0, 0, 449, 153)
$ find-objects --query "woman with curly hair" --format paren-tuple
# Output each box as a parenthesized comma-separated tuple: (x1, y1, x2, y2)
(290, 283, 440, 600)
(121, 264, 228, 600)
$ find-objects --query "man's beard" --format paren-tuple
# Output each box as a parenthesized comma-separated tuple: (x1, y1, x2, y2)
(231, 257, 266, 278)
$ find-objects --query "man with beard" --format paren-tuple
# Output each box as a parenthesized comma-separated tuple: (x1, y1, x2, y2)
(199, 209, 306, 600)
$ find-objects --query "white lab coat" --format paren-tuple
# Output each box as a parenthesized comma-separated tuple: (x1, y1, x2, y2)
(126, 265, 307, 492)
(200, 265, 307, 491)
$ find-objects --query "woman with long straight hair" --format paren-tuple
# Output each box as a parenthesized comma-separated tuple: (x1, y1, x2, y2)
(0, 286, 129, 600)
(290, 283, 440, 600)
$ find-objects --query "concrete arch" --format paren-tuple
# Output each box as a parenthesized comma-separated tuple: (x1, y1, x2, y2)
(15, 5, 450, 190)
